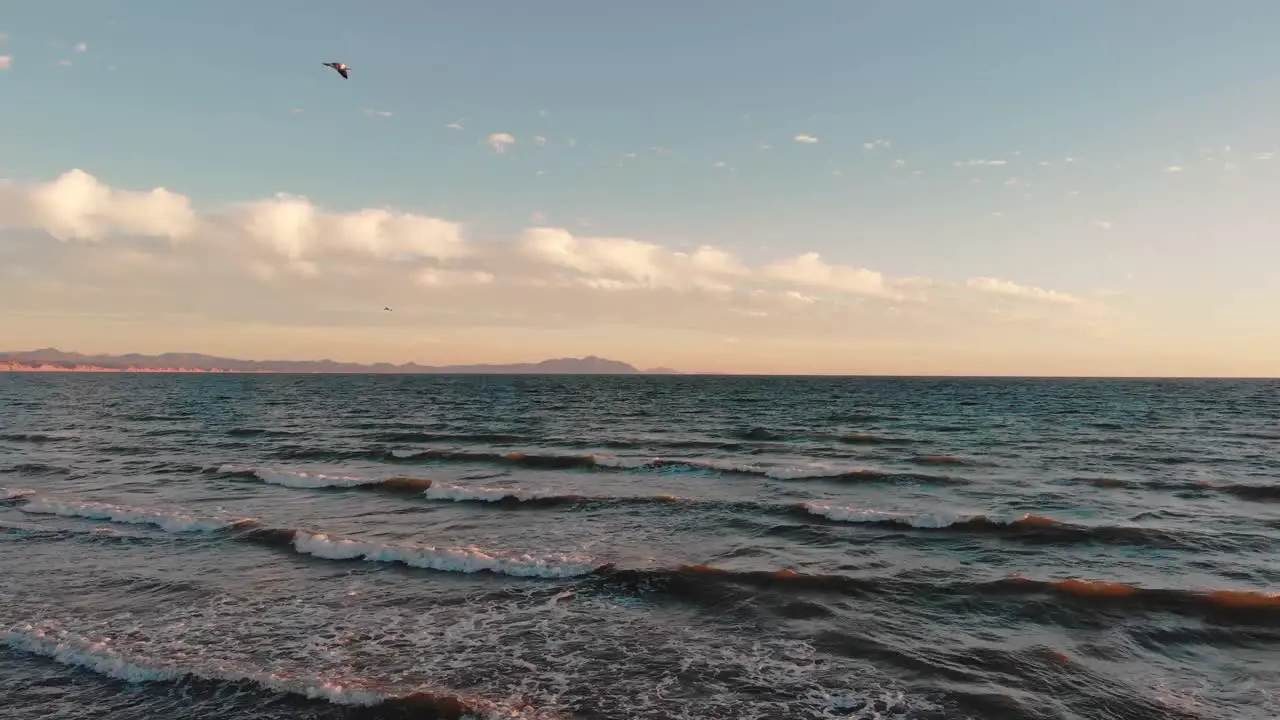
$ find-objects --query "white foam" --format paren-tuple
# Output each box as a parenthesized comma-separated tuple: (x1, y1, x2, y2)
(801, 501, 959, 529)
(0, 487, 35, 501)
(2, 622, 541, 718)
(422, 481, 544, 503)
(292, 531, 597, 578)
(220, 465, 383, 489)
(20, 498, 256, 534)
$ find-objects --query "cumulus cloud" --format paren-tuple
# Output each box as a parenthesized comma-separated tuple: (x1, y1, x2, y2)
(0, 168, 1105, 369)
(0, 169, 196, 242)
(487, 133, 516, 153)
(793, 134, 818, 144)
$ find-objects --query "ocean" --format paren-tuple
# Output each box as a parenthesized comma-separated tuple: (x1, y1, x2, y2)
(0, 373, 1277, 720)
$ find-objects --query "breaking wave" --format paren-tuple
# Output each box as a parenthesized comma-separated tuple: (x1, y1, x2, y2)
(795, 502, 1251, 551)
(8, 494, 596, 579)
(19, 498, 256, 533)
(3, 621, 550, 719)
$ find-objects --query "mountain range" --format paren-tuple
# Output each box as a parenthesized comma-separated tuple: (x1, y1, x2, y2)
(0, 348, 683, 375)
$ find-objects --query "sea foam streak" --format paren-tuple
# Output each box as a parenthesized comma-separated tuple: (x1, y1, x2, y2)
(3, 622, 550, 719)
(20, 499, 256, 533)
(226, 464, 547, 501)
(288, 530, 597, 578)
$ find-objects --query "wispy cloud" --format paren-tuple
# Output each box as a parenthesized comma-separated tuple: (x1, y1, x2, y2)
(862, 139, 891, 150)
(487, 133, 516, 153)
(532, 135, 547, 146)
(1256, 152, 1273, 161)
(793, 134, 819, 144)
(1165, 165, 1184, 174)
(72, 42, 87, 53)
(956, 158, 1008, 167)
(445, 121, 464, 130)
(1094, 220, 1112, 231)
(966, 277, 1079, 304)
(362, 109, 393, 118)
(0, 56, 11, 70)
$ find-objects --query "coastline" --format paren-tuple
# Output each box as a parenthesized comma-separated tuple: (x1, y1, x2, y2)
(0, 363, 275, 374)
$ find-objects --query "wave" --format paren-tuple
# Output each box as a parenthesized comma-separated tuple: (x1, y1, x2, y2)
(0, 432, 70, 443)
(592, 565, 1280, 626)
(264, 447, 963, 484)
(2, 463, 71, 477)
(9, 494, 595, 579)
(3, 621, 549, 719)
(217, 466, 1237, 551)
(0, 487, 35, 503)
(1068, 477, 1280, 502)
(796, 502, 1247, 551)
(221, 464, 716, 507)
(19, 498, 256, 534)
(8, 494, 1276, 626)
(241, 528, 596, 578)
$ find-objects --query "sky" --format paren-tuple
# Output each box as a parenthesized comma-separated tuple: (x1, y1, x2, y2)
(1, 0, 1278, 376)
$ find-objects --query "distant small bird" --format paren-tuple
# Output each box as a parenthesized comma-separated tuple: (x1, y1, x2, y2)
(323, 62, 349, 79)
(383, 307, 392, 312)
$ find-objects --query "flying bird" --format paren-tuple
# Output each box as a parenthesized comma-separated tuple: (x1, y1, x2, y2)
(383, 307, 392, 312)
(323, 62, 349, 79)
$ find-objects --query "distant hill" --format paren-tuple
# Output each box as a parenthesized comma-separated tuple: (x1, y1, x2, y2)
(0, 348, 684, 375)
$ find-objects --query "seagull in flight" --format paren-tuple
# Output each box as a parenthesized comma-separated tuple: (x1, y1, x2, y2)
(323, 62, 349, 79)
(383, 307, 392, 312)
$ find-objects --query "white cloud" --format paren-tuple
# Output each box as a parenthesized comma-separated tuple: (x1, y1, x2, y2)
(446, 122, 464, 130)
(0, 169, 196, 242)
(1165, 165, 1184, 173)
(362, 108, 393, 118)
(73, 42, 87, 53)
(862, 139, 891, 150)
(487, 133, 516, 153)
(956, 158, 1008, 167)
(1255, 153, 1272, 161)
(0, 168, 1101, 365)
(966, 277, 1079, 304)
(416, 268, 495, 287)
(1094, 220, 1112, 231)
(0, 56, 11, 70)
(762, 252, 892, 297)
(533, 135, 547, 146)
(793, 134, 818, 144)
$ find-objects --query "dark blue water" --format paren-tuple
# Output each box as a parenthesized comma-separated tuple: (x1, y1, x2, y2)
(1, 373, 1277, 719)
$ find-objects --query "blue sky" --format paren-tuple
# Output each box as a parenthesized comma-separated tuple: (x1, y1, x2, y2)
(1, 1, 1278, 374)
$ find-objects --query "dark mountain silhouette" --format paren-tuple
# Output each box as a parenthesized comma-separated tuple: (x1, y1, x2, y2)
(0, 348, 683, 375)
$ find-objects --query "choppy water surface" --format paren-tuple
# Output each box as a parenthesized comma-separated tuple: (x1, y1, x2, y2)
(1, 373, 1278, 719)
